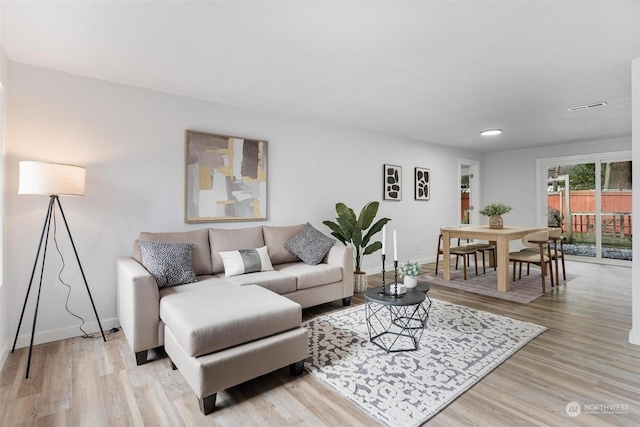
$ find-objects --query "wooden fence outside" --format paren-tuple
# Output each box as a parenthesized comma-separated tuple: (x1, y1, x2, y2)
(548, 190, 632, 239)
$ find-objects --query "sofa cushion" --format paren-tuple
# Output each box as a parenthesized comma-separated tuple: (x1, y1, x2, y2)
(284, 223, 335, 265)
(160, 284, 301, 357)
(214, 270, 297, 294)
(275, 262, 343, 290)
(219, 246, 274, 277)
(139, 241, 197, 288)
(263, 224, 304, 264)
(158, 275, 229, 298)
(209, 227, 265, 274)
(135, 229, 212, 275)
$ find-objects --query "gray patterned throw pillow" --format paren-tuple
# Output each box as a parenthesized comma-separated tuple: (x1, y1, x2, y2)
(284, 222, 336, 265)
(139, 241, 197, 288)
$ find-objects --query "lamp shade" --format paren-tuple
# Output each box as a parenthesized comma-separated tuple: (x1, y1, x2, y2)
(19, 161, 86, 196)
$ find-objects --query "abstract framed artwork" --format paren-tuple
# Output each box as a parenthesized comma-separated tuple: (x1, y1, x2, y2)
(415, 167, 430, 201)
(383, 164, 402, 200)
(185, 129, 268, 223)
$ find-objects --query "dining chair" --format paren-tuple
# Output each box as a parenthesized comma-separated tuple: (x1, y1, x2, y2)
(521, 227, 566, 285)
(435, 234, 479, 280)
(547, 227, 566, 284)
(508, 230, 554, 292)
(462, 241, 496, 274)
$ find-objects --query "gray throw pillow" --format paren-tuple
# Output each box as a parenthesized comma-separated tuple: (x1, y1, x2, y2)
(139, 241, 197, 288)
(284, 223, 336, 265)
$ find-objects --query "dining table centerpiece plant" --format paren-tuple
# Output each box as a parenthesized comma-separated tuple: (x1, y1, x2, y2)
(323, 201, 391, 292)
(479, 202, 512, 229)
(398, 260, 421, 288)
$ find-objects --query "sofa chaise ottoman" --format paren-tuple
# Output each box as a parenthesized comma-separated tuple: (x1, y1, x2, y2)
(162, 283, 308, 414)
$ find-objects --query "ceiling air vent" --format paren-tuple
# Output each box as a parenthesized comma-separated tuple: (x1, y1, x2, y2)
(568, 101, 607, 112)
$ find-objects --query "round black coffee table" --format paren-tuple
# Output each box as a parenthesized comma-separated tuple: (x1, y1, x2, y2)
(364, 284, 431, 352)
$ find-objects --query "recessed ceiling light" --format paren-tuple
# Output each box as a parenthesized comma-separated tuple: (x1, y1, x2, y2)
(481, 129, 502, 136)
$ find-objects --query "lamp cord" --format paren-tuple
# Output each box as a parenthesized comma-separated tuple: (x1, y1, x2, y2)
(51, 205, 93, 338)
(51, 205, 120, 340)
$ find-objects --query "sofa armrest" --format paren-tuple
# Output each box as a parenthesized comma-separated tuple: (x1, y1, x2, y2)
(325, 245, 354, 298)
(116, 257, 161, 355)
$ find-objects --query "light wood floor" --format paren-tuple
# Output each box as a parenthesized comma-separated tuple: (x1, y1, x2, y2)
(1, 261, 638, 426)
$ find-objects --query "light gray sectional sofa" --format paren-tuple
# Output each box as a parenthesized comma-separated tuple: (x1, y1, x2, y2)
(116, 223, 353, 413)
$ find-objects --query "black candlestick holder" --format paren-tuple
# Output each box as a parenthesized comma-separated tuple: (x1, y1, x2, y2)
(393, 260, 399, 296)
(378, 254, 387, 295)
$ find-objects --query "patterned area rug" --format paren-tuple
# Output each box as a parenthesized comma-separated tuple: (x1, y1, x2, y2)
(416, 268, 575, 304)
(304, 301, 547, 427)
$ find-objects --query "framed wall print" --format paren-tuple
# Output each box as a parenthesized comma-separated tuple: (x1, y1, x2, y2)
(415, 167, 430, 201)
(383, 164, 402, 200)
(185, 129, 268, 223)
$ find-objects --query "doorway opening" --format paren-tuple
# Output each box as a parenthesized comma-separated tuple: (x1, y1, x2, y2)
(459, 159, 480, 226)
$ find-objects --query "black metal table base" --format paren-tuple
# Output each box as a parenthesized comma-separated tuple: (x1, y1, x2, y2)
(364, 286, 431, 353)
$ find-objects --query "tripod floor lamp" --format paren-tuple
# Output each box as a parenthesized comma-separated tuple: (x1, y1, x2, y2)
(12, 161, 106, 378)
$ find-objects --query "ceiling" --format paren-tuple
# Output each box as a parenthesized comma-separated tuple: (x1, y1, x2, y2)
(2, 1, 639, 153)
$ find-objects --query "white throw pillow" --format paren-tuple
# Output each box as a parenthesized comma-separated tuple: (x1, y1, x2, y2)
(219, 246, 274, 277)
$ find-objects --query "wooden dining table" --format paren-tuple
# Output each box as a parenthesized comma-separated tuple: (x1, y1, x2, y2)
(440, 225, 548, 292)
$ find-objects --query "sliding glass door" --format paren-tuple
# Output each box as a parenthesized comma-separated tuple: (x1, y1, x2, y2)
(541, 153, 632, 264)
(600, 160, 632, 261)
(548, 162, 597, 259)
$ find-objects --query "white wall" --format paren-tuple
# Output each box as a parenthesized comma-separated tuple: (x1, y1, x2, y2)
(630, 57, 639, 345)
(0, 77, 6, 370)
(0, 0, 10, 370)
(1, 62, 482, 360)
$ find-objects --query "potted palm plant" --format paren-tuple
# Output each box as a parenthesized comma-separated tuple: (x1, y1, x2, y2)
(479, 202, 512, 229)
(323, 201, 390, 292)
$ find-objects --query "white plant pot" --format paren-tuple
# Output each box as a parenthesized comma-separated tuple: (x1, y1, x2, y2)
(404, 276, 417, 288)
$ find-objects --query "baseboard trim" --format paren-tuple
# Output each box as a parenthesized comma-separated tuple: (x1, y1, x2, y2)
(0, 336, 9, 373)
(363, 256, 435, 276)
(11, 317, 120, 349)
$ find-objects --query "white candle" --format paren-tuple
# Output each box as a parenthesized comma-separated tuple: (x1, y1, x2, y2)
(381, 225, 386, 255)
(393, 230, 397, 261)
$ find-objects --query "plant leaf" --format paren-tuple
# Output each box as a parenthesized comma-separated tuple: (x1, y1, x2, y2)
(336, 203, 357, 226)
(363, 241, 382, 255)
(322, 220, 340, 233)
(329, 232, 347, 245)
(362, 217, 391, 247)
(351, 228, 363, 248)
(336, 217, 355, 240)
(322, 220, 348, 243)
(358, 201, 379, 230)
